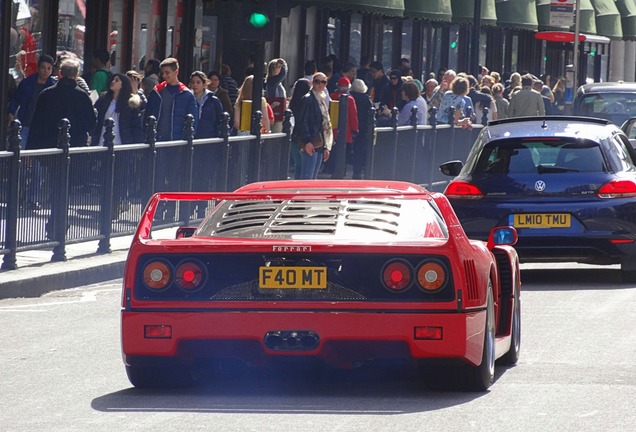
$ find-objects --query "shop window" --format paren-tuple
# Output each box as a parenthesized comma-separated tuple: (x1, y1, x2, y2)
(58, 0, 87, 63)
(9, 0, 43, 83)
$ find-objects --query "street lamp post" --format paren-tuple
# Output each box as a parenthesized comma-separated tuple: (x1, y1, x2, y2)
(572, 0, 581, 90)
(471, 0, 482, 77)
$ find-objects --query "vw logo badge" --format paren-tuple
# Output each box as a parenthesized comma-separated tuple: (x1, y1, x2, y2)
(535, 180, 546, 192)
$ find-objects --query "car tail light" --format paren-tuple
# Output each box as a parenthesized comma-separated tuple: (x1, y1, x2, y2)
(382, 260, 413, 292)
(414, 326, 443, 340)
(597, 180, 636, 198)
(143, 261, 172, 290)
(144, 325, 172, 339)
(175, 261, 205, 291)
(416, 260, 447, 291)
(444, 181, 484, 199)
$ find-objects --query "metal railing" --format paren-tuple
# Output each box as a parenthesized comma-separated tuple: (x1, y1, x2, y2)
(0, 100, 483, 270)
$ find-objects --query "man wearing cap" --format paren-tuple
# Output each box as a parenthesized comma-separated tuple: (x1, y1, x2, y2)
(328, 76, 359, 177)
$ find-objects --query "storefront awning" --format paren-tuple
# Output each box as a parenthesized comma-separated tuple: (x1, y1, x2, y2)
(291, 0, 404, 17)
(591, 0, 623, 39)
(615, 0, 636, 40)
(450, 0, 497, 26)
(403, 0, 452, 22)
(495, 0, 538, 31)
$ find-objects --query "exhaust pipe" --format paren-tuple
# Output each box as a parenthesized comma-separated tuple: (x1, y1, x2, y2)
(264, 330, 320, 351)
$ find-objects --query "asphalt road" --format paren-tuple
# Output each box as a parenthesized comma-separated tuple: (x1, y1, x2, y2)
(1, 263, 635, 432)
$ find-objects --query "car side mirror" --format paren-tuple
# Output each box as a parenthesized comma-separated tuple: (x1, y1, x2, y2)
(440, 160, 464, 177)
(487, 226, 518, 249)
(176, 227, 196, 238)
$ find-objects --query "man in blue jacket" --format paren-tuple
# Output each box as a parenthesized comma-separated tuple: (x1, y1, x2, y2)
(145, 57, 198, 141)
(8, 54, 56, 148)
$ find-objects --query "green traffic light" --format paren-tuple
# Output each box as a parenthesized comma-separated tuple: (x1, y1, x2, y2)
(450, 41, 457, 49)
(590, 50, 596, 57)
(248, 12, 269, 28)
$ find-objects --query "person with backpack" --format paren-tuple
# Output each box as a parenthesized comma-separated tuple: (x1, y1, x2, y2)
(90, 48, 112, 94)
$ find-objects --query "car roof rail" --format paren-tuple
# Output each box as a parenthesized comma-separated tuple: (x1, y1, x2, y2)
(488, 116, 613, 127)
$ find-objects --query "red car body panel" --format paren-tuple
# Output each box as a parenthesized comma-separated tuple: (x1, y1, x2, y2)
(121, 180, 519, 375)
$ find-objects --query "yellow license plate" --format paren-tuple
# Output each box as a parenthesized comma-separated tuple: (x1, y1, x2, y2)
(512, 213, 571, 228)
(259, 266, 327, 289)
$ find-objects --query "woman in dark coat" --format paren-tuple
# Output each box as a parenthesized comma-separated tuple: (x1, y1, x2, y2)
(207, 70, 233, 125)
(190, 71, 224, 139)
(350, 78, 373, 179)
(288, 78, 311, 179)
(92, 73, 144, 145)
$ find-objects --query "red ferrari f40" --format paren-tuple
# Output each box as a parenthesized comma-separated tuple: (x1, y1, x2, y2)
(121, 180, 520, 391)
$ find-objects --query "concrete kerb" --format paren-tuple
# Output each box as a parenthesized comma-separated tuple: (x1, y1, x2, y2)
(0, 228, 180, 300)
(0, 241, 131, 300)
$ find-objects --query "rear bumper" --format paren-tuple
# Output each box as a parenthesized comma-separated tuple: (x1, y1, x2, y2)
(121, 309, 486, 368)
(454, 201, 636, 263)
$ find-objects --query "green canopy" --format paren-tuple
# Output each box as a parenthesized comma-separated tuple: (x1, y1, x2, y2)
(291, 0, 404, 17)
(616, 0, 636, 39)
(591, 0, 623, 39)
(404, 0, 452, 22)
(495, 0, 538, 31)
(450, 0, 497, 26)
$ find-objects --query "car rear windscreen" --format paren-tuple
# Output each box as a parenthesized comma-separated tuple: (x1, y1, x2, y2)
(474, 138, 606, 174)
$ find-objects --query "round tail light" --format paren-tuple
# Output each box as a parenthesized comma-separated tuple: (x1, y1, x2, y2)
(143, 261, 172, 290)
(382, 260, 413, 292)
(416, 260, 447, 292)
(175, 261, 205, 291)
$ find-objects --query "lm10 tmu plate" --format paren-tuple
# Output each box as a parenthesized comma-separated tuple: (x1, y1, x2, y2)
(510, 213, 571, 228)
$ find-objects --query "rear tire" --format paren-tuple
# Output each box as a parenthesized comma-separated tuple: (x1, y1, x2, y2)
(422, 283, 496, 392)
(126, 364, 195, 389)
(461, 283, 496, 391)
(498, 284, 521, 365)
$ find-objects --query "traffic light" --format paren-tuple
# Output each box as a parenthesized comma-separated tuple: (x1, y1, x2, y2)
(450, 31, 458, 50)
(238, 0, 277, 42)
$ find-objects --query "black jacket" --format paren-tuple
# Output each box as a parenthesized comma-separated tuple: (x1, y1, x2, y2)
(27, 77, 97, 149)
(351, 91, 373, 135)
(92, 92, 145, 144)
(297, 91, 325, 147)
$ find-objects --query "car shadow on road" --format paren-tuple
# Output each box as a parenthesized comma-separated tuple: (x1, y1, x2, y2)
(92, 361, 515, 414)
(520, 266, 633, 291)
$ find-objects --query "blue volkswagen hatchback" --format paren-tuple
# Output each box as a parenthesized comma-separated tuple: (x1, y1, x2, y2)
(440, 116, 636, 282)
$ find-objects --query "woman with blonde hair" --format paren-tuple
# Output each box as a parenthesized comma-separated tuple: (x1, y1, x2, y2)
(552, 77, 567, 114)
(265, 57, 288, 132)
(233, 75, 274, 135)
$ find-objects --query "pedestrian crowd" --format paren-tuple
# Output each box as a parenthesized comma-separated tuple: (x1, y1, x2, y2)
(7, 49, 566, 184)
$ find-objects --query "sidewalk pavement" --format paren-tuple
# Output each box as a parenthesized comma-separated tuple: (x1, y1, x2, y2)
(0, 235, 133, 300)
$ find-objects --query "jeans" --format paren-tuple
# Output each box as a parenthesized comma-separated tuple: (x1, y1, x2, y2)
(299, 148, 323, 179)
(19, 126, 30, 150)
